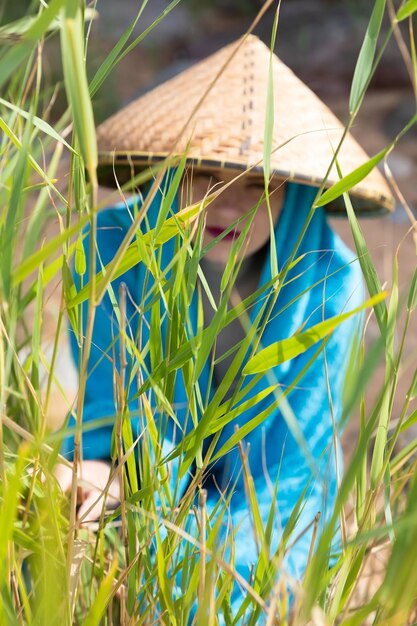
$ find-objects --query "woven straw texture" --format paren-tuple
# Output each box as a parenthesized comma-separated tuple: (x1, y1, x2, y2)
(96, 35, 394, 214)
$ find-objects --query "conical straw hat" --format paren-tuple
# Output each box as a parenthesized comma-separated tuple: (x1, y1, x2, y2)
(96, 35, 394, 214)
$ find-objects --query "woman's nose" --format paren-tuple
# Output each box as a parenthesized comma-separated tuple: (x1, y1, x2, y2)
(214, 188, 247, 212)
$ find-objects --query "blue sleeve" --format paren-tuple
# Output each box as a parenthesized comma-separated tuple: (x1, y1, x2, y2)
(61, 204, 141, 461)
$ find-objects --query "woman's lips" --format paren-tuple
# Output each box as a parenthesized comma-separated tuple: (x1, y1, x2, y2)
(206, 226, 240, 241)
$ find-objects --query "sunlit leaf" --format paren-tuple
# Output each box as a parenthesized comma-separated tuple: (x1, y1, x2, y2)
(397, 0, 417, 21)
(313, 147, 389, 208)
(83, 559, 118, 626)
(68, 202, 201, 308)
(243, 292, 387, 375)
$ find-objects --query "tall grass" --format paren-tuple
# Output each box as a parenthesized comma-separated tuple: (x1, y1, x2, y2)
(0, 1, 417, 624)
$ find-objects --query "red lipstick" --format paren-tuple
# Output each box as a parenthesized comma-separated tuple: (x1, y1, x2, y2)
(206, 226, 239, 241)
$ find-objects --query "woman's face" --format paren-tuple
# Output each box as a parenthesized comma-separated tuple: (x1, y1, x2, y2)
(189, 169, 285, 267)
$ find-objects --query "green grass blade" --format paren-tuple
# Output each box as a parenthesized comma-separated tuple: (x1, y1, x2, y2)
(212, 385, 278, 432)
(397, 0, 417, 20)
(399, 407, 417, 433)
(83, 559, 118, 626)
(339, 599, 379, 626)
(68, 202, 201, 308)
(349, 0, 386, 112)
(0, 8, 95, 40)
(2, 112, 32, 296)
(0, 118, 65, 201)
(29, 266, 44, 426)
(264, 6, 280, 279)
(90, 0, 181, 96)
(154, 155, 188, 236)
(0, 585, 20, 626)
(243, 293, 386, 375)
(154, 522, 177, 624)
(24, 0, 66, 40)
(343, 191, 388, 334)
(0, 446, 27, 587)
(174, 293, 276, 477)
(0, 0, 66, 88)
(263, 7, 279, 184)
(313, 147, 389, 208)
(378, 467, 417, 619)
(219, 212, 256, 293)
(13, 213, 90, 286)
(0, 42, 34, 91)
(407, 266, 417, 311)
(89, 0, 149, 96)
(110, 0, 183, 75)
(60, 3, 97, 178)
(210, 399, 279, 462)
(22, 143, 63, 260)
(0, 97, 75, 153)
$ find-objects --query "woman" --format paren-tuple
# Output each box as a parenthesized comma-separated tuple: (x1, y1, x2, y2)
(59, 35, 393, 617)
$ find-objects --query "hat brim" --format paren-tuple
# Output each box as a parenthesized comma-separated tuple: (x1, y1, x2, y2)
(97, 151, 395, 216)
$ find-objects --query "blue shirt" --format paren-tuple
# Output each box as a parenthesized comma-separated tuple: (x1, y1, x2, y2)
(63, 180, 364, 615)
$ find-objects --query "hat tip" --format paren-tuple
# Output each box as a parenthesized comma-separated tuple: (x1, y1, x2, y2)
(243, 33, 262, 47)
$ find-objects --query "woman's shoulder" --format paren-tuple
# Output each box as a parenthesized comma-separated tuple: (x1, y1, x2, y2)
(97, 196, 139, 231)
(91, 197, 141, 267)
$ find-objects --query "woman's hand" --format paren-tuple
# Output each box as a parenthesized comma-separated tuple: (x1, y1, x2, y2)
(55, 460, 121, 522)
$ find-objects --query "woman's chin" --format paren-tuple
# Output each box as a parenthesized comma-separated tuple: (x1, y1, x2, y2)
(203, 242, 232, 268)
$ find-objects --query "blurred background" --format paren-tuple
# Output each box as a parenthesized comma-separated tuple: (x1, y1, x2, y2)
(4, 0, 414, 211)
(3, 0, 416, 449)
(4, 0, 416, 207)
